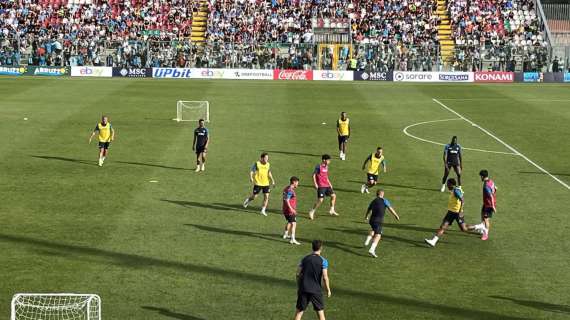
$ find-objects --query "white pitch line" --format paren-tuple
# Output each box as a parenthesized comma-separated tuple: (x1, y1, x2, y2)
(436, 98, 570, 102)
(432, 98, 570, 191)
(403, 119, 519, 155)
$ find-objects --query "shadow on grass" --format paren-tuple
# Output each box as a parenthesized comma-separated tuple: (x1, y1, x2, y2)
(161, 199, 281, 215)
(519, 171, 570, 177)
(298, 184, 361, 194)
(31, 155, 190, 171)
(490, 296, 570, 314)
(31, 155, 97, 166)
(141, 306, 205, 320)
(325, 227, 428, 248)
(184, 224, 367, 257)
(116, 161, 190, 171)
(0, 233, 530, 320)
(259, 150, 322, 158)
(348, 180, 440, 192)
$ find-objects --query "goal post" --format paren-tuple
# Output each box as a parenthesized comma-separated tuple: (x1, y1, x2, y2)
(11, 293, 101, 320)
(175, 101, 210, 122)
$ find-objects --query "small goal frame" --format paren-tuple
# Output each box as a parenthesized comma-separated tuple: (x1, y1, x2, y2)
(11, 293, 101, 320)
(175, 100, 210, 122)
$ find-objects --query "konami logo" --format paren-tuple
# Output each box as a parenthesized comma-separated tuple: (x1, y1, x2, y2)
(474, 72, 514, 83)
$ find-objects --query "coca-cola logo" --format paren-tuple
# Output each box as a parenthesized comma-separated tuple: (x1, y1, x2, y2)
(273, 69, 313, 81)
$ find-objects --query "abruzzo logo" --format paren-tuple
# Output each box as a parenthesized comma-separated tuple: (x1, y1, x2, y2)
(439, 74, 469, 81)
(33, 67, 67, 76)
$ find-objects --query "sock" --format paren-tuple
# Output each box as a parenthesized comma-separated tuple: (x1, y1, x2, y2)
(432, 235, 439, 243)
(283, 230, 288, 236)
(291, 233, 296, 241)
(261, 206, 266, 212)
(330, 206, 335, 212)
(365, 236, 372, 246)
(369, 241, 378, 253)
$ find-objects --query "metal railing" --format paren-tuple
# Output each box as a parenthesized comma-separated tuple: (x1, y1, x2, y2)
(3, 37, 570, 72)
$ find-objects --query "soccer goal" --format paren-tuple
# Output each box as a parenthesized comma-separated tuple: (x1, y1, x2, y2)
(175, 100, 210, 122)
(11, 293, 101, 320)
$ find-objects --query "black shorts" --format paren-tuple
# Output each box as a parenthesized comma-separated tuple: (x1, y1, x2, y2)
(481, 206, 495, 219)
(284, 214, 297, 223)
(296, 292, 324, 312)
(369, 221, 383, 235)
(253, 185, 271, 195)
(367, 173, 378, 182)
(442, 211, 465, 226)
(317, 187, 334, 199)
(446, 162, 460, 169)
(195, 145, 206, 154)
(338, 135, 348, 144)
(98, 142, 110, 149)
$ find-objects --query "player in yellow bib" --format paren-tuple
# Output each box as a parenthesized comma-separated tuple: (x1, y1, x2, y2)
(425, 178, 478, 247)
(89, 115, 115, 167)
(361, 147, 386, 194)
(243, 153, 275, 216)
(336, 112, 350, 160)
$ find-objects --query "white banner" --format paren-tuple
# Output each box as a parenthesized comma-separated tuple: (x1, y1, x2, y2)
(71, 66, 112, 77)
(313, 70, 353, 81)
(191, 68, 226, 79)
(223, 69, 274, 80)
(393, 71, 473, 82)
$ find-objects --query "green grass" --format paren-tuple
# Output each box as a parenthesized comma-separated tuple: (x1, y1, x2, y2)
(1, 78, 569, 320)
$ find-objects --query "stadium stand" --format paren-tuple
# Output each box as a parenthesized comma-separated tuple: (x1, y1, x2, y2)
(0, 0, 561, 71)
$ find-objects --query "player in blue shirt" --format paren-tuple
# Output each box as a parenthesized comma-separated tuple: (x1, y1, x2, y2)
(440, 136, 462, 192)
(364, 189, 400, 258)
(192, 119, 209, 172)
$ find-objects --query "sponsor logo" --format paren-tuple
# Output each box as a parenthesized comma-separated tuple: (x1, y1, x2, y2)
(114, 68, 150, 78)
(72, 67, 112, 77)
(198, 68, 225, 78)
(320, 71, 345, 80)
(474, 72, 514, 83)
(273, 69, 313, 80)
(564, 73, 570, 83)
(394, 72, 433, 81)
(0, 66, 27, 76)
(439, 74, 469, 81)
(354, 71, 391, 81)
(153, 68, 192, 78)
(523, 72, 543, 82)
(32, 67, 67, 76)
(234, 70, 273, 78)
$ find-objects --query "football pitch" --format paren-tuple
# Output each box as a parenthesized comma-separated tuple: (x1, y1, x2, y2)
(1, 78, 569, 319)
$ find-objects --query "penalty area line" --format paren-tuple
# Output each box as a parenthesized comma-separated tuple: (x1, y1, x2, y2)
(432, 98, 570, 191)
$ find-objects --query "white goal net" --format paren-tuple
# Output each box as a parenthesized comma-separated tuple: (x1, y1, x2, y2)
(176, 101, 209, 122)
(11, 294, 101, 320)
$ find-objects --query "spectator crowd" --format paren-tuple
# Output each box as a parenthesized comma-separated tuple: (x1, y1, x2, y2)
(0, 0, 564, 71)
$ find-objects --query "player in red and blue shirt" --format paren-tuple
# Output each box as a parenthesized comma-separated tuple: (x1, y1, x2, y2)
(472, 169, 497, 240)
(283, 176, 301, 245)
(309, 154, 339, 220)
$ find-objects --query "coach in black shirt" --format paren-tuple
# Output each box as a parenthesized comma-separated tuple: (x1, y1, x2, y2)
(294, 240, 331, 320)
